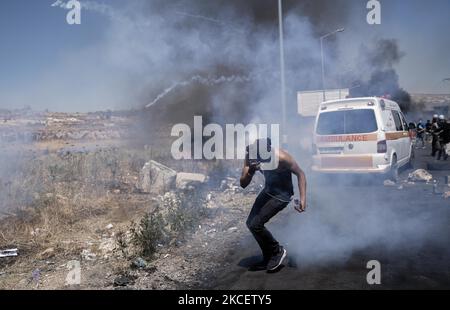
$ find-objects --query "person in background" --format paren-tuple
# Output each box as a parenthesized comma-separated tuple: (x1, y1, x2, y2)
(416, 119, 425, 149)
(425, 120, 432, 142)
(431, 115, 440, 157)
(437, 115, 449, 161)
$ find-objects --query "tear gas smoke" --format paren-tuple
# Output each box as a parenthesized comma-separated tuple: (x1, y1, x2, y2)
(29, 0, 435, 267)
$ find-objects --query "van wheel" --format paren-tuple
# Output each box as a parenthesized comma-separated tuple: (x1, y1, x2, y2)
(389, 155, 399, 182)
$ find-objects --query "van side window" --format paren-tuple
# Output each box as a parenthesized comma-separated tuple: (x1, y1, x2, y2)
(392, 111, 403, 132)
(400, 113, 408, 131)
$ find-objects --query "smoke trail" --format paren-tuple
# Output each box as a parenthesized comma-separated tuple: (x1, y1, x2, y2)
(145, 75, 252, 108)
(52, 0, 128, 23)
(174, 11, 246, 34)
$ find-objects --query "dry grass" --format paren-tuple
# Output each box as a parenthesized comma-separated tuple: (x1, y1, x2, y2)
(127, 189, 208, 259)
(0, 148, 156, 254)
(0, 144, 218, 267)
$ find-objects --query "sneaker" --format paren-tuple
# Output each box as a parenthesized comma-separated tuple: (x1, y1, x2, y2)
(248, 259, 269, 271)
(267, 246, 287, 271)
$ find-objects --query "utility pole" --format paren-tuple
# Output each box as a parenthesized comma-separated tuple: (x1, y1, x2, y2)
(278, 0, 287, 147)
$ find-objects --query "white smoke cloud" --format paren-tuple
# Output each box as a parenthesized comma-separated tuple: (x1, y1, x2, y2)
(42, 0, 326, 114)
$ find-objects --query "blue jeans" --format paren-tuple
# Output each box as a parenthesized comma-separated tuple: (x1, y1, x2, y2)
(246, 192, 288, 260)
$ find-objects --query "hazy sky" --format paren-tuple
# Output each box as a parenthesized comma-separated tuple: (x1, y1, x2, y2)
(0, 0, 449, 112)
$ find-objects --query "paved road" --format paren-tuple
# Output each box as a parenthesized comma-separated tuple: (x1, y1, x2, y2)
(209, 146, 450, 289)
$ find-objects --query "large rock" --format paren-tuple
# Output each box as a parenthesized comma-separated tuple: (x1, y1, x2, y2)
(138, 160, 177, 194)
(408, 169, 433, 182)
(176, 172, 207, 189)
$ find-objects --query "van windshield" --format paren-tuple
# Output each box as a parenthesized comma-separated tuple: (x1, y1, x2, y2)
(316, 109, 378, 135)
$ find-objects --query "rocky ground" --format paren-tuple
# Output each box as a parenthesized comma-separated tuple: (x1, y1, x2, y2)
(0, 169, 262, 290)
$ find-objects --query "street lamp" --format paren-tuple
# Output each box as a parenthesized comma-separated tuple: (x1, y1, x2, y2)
(320, 28, 345, 102)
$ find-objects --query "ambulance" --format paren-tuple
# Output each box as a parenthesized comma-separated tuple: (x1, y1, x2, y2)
(312, 97, 413, 181)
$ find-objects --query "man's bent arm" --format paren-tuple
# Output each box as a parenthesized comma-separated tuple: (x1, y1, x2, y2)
(240, 160, 255, 188)
(284, 153, 307, 210)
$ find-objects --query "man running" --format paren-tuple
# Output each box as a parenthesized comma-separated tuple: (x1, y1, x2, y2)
(240, 138, 307, 272)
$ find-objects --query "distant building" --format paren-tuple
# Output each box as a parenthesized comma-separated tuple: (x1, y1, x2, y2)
(411, 94, 450, 118)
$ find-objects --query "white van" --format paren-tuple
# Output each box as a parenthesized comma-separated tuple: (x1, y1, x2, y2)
(312, 97, 413, 180)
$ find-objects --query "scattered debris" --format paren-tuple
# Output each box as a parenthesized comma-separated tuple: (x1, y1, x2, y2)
(383, 180, 396, 187)
(81, 249, 97, 261)
(408, 169, 433, 182)
(113, 274, 135, 287)
(38, 247, 55, 260)
(138, 160, 177, 194)
(131, 257, 148, 269)
(105, 223, 114, 230)
(206, 201, 218, 209)
(30, 228, 41, 237)
(0, 248, 18, 258)
(227, 227, 238, 233)
(219, 180, 228, 191)
(29, 269, 41, 287)
(176, 172, 207, 189)
(205, 228, 216, 235)
(99, 239, 115, 257)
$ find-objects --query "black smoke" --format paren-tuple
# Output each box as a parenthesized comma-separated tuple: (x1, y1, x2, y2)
(351, 39, 412, 112)
(136, 0, 356, 132)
